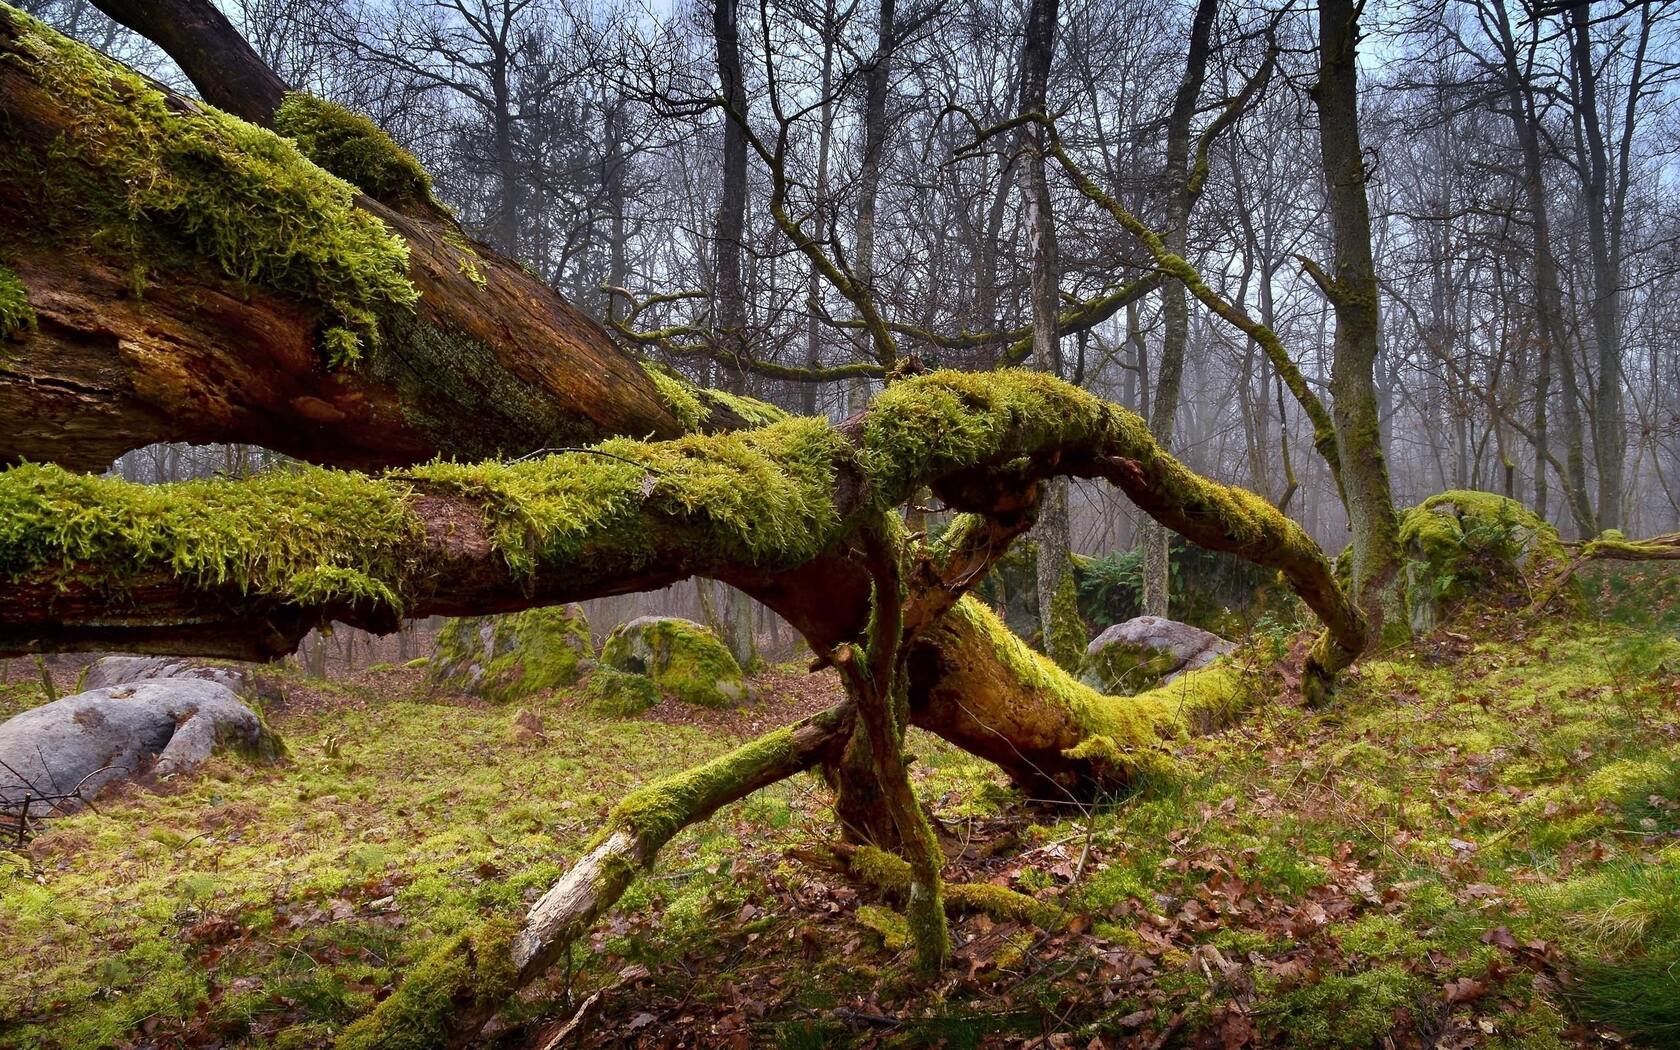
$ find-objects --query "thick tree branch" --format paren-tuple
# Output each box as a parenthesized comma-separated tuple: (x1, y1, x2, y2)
(0, 7, 704, 471)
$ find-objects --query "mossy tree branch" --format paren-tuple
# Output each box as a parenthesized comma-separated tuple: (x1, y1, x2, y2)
(0, 370, 1363, 673)
(981, 112, 1348, 503)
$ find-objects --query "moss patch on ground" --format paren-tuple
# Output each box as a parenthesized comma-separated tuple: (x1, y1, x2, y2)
(0, 663, 769, 1048)
(4, 584, 1678, 1048)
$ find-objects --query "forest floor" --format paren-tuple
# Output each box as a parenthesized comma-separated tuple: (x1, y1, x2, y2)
(1, 571, 1678, 1049)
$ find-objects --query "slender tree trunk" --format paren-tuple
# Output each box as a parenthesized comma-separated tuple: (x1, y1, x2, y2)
(712, 0, 750, 371)
(1140, 0, 1217, 618)
(1488, 0, 1596, 536)
(1567, 2, 1629, 532)
(1017, 0, 1072, 644)
(1312, 0, 1403, 641)
(801, 0, 838, 415)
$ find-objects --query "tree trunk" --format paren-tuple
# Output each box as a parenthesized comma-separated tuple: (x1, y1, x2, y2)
(853, 0, 895, 370)
(1312, 0, 1403, 642)
(1488, 0, 1596, 536)
(0, 14, 1376, 1026)
(712, 0, 750, 370)
(1017, 0, 1071, 642)
(1566, 1, 1632, 533)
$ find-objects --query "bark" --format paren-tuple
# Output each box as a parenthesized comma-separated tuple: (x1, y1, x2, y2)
(801, 0, 839, 416)
(1311, 0, 1403, 642)
(712, 0, 750, 370)
(0, 369, 1366, 757)
(88, 0, 287, 125)
(1017, 0, 1071, 643)
(852, 0, 896, 370)
(0, 14, 1374, 1018)
(1486, 0, 1596, 536)
(1566, 1, 1640, 533)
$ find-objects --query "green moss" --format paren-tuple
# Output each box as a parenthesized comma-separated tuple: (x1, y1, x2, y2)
(1255, 964, 1424, 1049)
(696, 387, 788, 428)
(847, 846, 1060, 930)
(944, 882, 1061, 929)
(599, 617, 747, 709)
(0, 460, 419, 612)
(404, 415, 847, 578)
(640, 362, 706, 431)
(273, 93, 435, 210)
(947, 597, 1248, 780)
(849, 844, 913, 893)
(1078, 640, 1180, 696)
(607, 724, 800, 847)
(1046, 567, 1087, 672)
(0, 264, 35, 339)
(1399, 490, 1568, 630)
(637, 362, 788, 433)
(581, 666, 660, 717)
(0, 9, 418, 364)
(855, 904, 910, 950)
(429, 605, 593, 702)
(334, 917, 518, 1050)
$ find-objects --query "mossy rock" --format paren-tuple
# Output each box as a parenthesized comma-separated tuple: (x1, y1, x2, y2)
(1399, 490, 1568, 633)
(1079, 616, 1234, 696)
(428, 605, 592, 703)
(599, 617, 749, 709)
(581, 666, 660, 717)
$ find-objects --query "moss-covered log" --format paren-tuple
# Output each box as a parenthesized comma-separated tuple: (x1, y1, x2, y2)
(0, 371, 1362, 672)
(0, 5, 730, 471)
(908, 597, 1250, 798)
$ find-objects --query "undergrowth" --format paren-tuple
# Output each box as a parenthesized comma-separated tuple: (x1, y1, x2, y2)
(3, 572, 1678, 1047)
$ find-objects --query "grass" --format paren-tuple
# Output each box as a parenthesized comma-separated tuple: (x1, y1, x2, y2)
(2, 580, 1678, 1047)
(0, 668, 814, 1048)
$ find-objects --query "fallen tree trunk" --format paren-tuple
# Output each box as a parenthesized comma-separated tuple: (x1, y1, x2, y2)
(0, 4, 709, 471)
(0, 370, 1364, 682)
(0, 9, 1380, 1026)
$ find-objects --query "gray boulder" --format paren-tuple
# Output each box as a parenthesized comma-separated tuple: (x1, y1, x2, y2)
(0, 679, 283, 818)
(1080, 616, 1235, 696)
(82, 655, 285, 706)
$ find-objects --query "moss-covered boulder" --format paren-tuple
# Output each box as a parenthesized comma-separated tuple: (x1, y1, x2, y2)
(599, 617, 749, 709)
(1399, 490, 1568, 633)
(428, 605, 592, 702)
(1079, 615, 1234, 696)
(581, 666, 660, 717)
